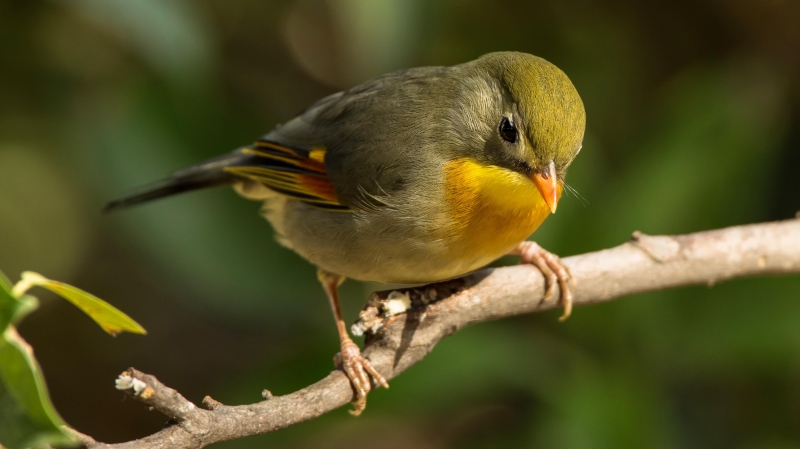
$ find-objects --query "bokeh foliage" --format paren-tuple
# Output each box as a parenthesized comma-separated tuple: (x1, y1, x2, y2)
(0, 271, 144, 449)
(0, 0, 799, 447)
(0, 273, 69, 449)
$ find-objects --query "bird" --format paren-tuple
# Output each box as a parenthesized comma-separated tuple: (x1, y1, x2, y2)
(105, 51, 586, 415)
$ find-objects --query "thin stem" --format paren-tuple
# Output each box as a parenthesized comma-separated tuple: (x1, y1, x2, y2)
(11, 278, 34, 298)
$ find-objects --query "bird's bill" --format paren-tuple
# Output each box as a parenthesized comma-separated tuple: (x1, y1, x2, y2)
(531, 161, 560, 214)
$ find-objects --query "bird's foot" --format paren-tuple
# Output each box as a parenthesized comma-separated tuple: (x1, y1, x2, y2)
(334, 338, 389, 416)
(513, 241, 575, 321)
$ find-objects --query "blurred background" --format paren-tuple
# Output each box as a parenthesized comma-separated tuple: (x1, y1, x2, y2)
(1, 0, 799, 447)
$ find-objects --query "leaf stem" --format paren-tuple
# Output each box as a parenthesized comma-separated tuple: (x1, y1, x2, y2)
(12, 278, 35, 298)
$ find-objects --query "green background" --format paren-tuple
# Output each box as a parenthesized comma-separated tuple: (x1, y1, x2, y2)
(1, 0, 799, 447)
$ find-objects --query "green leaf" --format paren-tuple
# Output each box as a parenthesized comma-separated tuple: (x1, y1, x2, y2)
(0, 327, 76, 449)
(21, 272, 146, 336)
(0, 270, 143, 448)
(0, 269, 75, 449)
(0, 270, 11, 292)
(0, 271, 37, 338)
(0, 276, 19, 333)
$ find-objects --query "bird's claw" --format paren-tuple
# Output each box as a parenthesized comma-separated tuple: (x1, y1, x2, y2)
(516, 241, 575, 321)
(335, 339, 388, 416)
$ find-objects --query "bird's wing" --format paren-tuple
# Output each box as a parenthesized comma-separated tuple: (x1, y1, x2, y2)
(103, 139, 349, 213)
(105, 65, 456, 214)
(262, 66, 458, 210)
(225, 138, 350, 211)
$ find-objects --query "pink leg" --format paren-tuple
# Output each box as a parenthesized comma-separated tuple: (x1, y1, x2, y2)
(318, 270, 389, 416)
(509, 242, 575, 321)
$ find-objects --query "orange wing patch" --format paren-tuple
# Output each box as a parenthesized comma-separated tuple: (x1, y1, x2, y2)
(224, 140, 349, 211)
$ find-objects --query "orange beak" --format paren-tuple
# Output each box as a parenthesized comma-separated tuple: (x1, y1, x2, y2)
(531, 161, 560, 214)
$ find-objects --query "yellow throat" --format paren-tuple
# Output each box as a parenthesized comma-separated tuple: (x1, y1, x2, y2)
(442, 158, 560, 264)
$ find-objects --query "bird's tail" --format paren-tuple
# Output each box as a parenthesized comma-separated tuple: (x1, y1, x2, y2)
(103, 151, 246, 213)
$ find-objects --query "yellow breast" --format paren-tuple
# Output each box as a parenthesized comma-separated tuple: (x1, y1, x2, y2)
(442, 158, 559, 267)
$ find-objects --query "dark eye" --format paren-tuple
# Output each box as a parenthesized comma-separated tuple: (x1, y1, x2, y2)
(499, 117, 517, 143)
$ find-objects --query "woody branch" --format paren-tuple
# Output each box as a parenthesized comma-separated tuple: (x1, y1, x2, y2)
(74, 218, 800, 449)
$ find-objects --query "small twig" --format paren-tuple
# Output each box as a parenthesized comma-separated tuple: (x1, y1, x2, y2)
(81, 219, 800, 449)
(114, 369, 210, 432)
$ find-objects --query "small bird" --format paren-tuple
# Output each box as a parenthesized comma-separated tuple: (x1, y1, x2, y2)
(106, 51, 586, 414)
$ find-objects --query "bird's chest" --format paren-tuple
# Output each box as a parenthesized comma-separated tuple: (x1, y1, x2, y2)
(441, 158, 555, 263)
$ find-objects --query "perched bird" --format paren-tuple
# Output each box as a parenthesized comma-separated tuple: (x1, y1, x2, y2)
(106, 51, 586, 414)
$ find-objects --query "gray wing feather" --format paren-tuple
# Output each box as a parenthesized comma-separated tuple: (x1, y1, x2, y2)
(264, 66, 461, 207)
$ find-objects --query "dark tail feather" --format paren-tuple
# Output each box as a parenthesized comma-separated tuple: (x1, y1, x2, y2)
(103, 152, 244, 213)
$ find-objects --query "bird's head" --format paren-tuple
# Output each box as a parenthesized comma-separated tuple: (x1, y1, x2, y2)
(453, 52, 586, 213)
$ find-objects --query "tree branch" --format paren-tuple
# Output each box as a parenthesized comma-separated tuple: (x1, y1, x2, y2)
(82, 219, 800, 449)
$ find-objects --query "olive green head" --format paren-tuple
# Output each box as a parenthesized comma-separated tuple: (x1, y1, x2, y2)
(455, 52, 586, 182)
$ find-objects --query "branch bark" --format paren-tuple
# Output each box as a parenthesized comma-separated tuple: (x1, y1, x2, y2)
(81, 219, 800, 449)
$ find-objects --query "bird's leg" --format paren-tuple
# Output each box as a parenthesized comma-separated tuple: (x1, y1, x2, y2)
(317, 270, 389, 416)
(509, 241, 575, 321)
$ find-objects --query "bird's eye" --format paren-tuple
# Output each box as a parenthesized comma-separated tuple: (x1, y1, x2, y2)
(499, 117, 517, 143)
